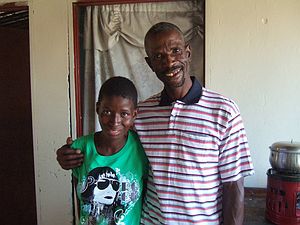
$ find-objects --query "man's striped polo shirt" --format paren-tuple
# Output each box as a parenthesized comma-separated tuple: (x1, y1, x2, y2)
(135, 77, 254, 225)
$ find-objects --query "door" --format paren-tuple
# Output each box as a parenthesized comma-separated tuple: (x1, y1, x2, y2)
(0, 7, 37, 225)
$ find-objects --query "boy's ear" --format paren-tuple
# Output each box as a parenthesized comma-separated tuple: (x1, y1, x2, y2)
(96, 102, 100, 114)
(132, 109, 138, 120)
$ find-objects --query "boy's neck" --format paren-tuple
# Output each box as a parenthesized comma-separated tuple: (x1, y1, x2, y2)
(94, 131, 127, 156)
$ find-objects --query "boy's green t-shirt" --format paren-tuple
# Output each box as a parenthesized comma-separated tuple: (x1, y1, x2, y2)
(72, 130, 148, 225)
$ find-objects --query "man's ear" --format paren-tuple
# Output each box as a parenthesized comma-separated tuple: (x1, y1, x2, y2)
(145, 57, 154, 72)
(185, 44, 192, 59)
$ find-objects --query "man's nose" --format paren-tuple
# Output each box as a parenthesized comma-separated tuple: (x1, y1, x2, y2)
(163, 54, 175, 67)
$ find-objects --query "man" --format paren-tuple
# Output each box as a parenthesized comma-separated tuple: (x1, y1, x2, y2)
(57, 22, 254, 225)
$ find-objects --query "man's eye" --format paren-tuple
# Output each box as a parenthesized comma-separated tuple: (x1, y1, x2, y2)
(172, 48, 181, 54)
(153, 54, 162, 60)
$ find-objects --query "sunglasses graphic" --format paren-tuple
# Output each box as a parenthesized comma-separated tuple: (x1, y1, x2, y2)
(96, 178, 120, 191)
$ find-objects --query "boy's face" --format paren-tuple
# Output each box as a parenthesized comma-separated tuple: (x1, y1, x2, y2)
(96, 95, 137, 140)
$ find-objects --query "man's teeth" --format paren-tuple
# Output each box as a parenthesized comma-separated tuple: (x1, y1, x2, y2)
(166, 68, 180, 77)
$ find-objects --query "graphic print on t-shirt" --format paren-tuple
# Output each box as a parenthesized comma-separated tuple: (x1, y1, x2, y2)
(79, 166, 140, 225)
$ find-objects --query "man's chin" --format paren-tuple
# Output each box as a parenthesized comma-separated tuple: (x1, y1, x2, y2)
(167, 77, 185, 88)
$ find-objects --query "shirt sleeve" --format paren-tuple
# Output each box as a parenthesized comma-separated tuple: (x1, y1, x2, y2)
(218, 102, 254, 183)
(70, 137, 84, 179)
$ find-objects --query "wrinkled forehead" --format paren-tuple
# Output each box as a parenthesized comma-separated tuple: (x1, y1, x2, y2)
(146, 28, 184, 43)
(145, 29, 185, 53)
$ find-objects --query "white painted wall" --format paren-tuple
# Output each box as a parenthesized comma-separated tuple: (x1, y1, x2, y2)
(206, 0, 300, 187)
(1, 0, 300, 224)
(29, 1, 74, 224)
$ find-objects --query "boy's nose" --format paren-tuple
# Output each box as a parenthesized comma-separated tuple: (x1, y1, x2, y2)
(111, 113, 121, 124)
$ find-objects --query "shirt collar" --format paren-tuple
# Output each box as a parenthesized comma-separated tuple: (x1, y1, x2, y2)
(159, 76, 202, 106)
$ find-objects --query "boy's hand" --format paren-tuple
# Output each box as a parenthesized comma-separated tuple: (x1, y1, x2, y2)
(56, 137, 83, 170)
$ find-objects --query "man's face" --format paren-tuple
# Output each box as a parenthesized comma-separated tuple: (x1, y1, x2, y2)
(145, 29, 191, 89)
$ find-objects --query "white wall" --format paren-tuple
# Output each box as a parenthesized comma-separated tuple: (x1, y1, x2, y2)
(1, 0, 300, 224)
(29, 1, 74, 224)
(206, 0, 300, 187)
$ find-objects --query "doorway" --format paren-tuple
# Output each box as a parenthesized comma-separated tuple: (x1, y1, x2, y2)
(0, 4, 37, 225)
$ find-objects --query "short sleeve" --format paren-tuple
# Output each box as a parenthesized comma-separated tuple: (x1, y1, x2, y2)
(71, 137, 86, 179)
(218, 102, 254, 183)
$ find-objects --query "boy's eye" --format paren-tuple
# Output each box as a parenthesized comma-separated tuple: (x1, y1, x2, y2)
(101, 110, 111, 116)
(121, 112, 129, 117)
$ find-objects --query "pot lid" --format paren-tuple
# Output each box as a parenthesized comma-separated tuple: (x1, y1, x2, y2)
(270, 141, 300, 152)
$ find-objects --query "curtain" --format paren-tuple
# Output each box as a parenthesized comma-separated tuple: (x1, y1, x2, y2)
(81, 0, 204, 134)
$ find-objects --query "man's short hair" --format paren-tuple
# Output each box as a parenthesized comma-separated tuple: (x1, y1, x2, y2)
(97, 76, 138, 108)
(144, 22, 184, 53)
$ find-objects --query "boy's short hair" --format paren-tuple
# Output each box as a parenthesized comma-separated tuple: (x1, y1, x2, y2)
(97, 76, 138, 107)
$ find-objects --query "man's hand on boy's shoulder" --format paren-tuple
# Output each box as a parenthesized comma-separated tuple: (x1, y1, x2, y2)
(56, 137, 84, 170)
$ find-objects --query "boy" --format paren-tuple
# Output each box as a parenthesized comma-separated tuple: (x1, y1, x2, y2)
(71, 76, 148, 225)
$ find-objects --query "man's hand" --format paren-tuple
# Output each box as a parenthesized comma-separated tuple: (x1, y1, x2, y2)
(56, 137, 83, 170)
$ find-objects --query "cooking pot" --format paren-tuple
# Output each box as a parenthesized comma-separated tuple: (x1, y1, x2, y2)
(269, 141, 300, 173)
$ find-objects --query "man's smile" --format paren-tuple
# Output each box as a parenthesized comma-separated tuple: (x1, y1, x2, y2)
(166, 67, 181, 77)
